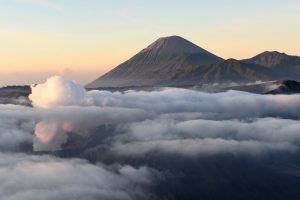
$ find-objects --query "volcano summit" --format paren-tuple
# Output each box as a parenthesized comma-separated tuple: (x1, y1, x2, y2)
(87, 36, 300, 88)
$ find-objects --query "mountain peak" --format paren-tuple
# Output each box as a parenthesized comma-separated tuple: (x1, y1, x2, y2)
(157, 35, 185, 41)
(243, 51, 299, 68)
(226, 58, 240, 62)
(258, 51, 287, 57)
(142, 35, 218, 56)
(87, 36, 223, 88)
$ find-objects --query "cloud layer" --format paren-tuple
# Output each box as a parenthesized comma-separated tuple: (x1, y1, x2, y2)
(2, 76, 300, 199)
(0, 153, 156, 200)
(2, 76, 300, 155)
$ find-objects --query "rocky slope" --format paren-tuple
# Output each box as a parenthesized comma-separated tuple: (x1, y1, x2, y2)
(86, 37, 300, 88)
(87, 36, 223, 88)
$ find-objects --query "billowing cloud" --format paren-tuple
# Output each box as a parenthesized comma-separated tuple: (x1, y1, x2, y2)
(32, 106, 148, 151)
(110, 138, 296, 158)
(0, 116, 33, 151)
(105, 118, 300, 158)
(3, 76, 300, 199)
(0, 153, 157, 200)
(3, 76, 300, 154)
(85, 89, 300, 119)
(0, 104, 148, 152)
(29, 76, 86, 108)
(119, 118, 300, 143)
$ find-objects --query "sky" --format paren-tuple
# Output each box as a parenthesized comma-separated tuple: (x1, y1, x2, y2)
(0, 0, 299, 86)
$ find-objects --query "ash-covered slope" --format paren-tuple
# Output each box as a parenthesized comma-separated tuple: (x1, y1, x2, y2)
(243, 51, 300, 68)
(181, 59, 272, 84)
(87, 36, 223, 88)
(87, 37, 300, 89)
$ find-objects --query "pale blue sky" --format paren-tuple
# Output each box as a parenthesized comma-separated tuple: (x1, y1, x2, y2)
(0, 0, 299, 85)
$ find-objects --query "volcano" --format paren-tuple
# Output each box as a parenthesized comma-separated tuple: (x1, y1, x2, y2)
(87, 36, 300, 89)
(87, 36, 223, 88)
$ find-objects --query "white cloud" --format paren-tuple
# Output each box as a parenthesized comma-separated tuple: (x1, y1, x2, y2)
(3, 76, 300, 155)
(0, 153, 157, 200)
(110, 138, 297, 158)
(30, 76, 86, 108)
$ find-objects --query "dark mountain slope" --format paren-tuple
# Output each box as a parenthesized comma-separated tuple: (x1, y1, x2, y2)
(87, 37, 300, 88)
(87, 36, 223, 88)
(266, 80, 300, 94)
(178, 59, 272, 84)
(243, 51, 300, 80)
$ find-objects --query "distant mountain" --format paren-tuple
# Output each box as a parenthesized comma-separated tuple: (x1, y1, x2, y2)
(87, 37, 300, 88)
(0, 85, 31, 98)
(266, 80, 300, 94)
(0, 86, 31, 106)
(180, 59, 271, 84)
(87, 36, 223, 88)
(243, 51, 300, 80)
(243, 51, 299, 68)
(228, 80, 300, 94)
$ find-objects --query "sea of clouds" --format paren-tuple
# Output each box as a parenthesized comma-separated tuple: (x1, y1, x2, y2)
(1, 76, 300, 199)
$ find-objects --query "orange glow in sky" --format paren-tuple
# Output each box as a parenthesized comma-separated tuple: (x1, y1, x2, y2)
(0, 0, 299, 86)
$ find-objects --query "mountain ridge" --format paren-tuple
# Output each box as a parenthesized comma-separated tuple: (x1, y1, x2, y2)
(87, 36, 223, 88)
(87, 36, 300, 88)
(243, 51, 300, 68)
